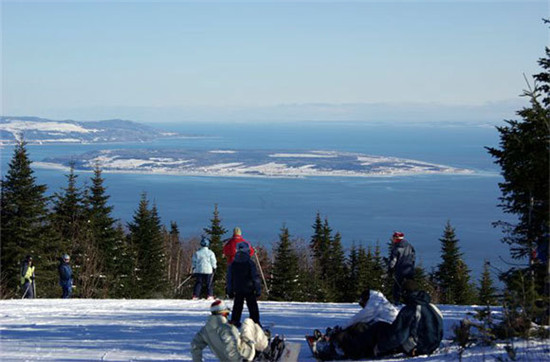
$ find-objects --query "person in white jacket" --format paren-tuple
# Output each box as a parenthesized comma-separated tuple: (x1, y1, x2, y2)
(192, 236, 217, 300)
(191, 300, 268, 362)
(312, 289, 398, 360)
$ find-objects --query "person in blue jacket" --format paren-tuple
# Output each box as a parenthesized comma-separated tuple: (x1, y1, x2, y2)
(58, 254, 73, 298)
(192, 236, 217, 300)
(226, 242, 262, 328)
(389, 231, 416, 304)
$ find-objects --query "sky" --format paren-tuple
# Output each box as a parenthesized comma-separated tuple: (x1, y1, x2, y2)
(1, 0, 548, 122)
(2, 298, 549, 361)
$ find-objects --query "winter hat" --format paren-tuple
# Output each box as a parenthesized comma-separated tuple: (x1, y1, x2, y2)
(200, 236, 210, 247)
(62, 254, 70, 261)
(233, 227, 242, 236)
(392, 231, 405, 240)
(210, 299, 231, 314)
(237, 242, 250, 254)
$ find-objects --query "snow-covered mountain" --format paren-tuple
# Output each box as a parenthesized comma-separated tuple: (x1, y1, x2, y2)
(0, 299, 547, 361)
(0, 116, 181, 144)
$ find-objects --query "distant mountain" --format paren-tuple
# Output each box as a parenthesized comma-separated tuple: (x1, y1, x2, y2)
(0, 116, 182, 144)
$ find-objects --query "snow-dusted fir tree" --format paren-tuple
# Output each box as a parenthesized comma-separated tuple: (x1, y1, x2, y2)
(477, 260, 497, 305)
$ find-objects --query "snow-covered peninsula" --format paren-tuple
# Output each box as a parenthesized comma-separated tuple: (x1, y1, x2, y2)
(39, 149, 473, 178)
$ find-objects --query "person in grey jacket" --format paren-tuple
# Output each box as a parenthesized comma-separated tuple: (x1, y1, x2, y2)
(389, 231, 416, 304)
(192, 236, 217, 300)
(191, 299, 268, 362)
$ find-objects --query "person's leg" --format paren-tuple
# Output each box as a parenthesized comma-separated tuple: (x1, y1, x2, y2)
(393, 277, 402, 304)
(206, 273, 214, 297)
(22, 282, 31, 298)
(245, 293, 260, 325)
(193, 274, 203, 298)
(240, 318, 268, 352)
(231, 293, 245, 327)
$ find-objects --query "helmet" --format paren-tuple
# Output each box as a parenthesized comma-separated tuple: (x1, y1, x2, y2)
(62, 254, 70, 261)
(210, 299, 231, 314)
(200, 236, 210, 247)
(233, 227, 242, 236)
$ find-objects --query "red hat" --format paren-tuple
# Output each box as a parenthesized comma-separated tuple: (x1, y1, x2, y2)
(392, 231, 405, 239)
(210, 300, 231, 314)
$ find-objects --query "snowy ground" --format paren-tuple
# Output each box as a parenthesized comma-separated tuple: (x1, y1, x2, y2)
(0, 299, 548, 361)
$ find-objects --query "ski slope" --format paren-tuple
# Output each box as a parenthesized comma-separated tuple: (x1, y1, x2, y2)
(0, 299, 548, 361)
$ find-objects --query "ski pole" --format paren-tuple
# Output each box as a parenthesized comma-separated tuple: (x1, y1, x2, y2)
(254, 251, 270, 296)
(176, 274, 194, 290)
(32, 271, 36, 298)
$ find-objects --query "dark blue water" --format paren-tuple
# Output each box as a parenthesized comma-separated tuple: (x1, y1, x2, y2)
(0, 121, 513, 279)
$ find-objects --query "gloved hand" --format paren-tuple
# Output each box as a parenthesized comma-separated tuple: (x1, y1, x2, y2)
(25, 278, 31, 283)
(31, 276, 35, 280)
(256, 290, 261, 298)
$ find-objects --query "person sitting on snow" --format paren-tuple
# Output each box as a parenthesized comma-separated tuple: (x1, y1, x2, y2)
(312, 288, 398, 360)
(191, 299, 268, 362)
(373, 280, 443, 358)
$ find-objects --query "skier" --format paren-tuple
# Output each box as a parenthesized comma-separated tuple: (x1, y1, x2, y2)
(389, 231, 416, 304)
(374, 280, 443, 358)
(58, 254, 73, 298)
(192, 236, 217, 300)
(226, 242, 262, 327)
(310, 289, 398, 360)
(191, 299, 269, 362)
(20, 255, 35, 299)
(223, 227, 255, 265)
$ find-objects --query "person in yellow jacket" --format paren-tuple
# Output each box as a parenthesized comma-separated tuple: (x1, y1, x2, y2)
(191, 299, 268, 362)
(20, 255, 35, 298)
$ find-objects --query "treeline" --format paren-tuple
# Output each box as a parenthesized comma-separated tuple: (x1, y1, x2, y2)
(0, 140, 494, 304)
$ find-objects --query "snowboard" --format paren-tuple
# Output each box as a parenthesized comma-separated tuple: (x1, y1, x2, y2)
(278, 341, 301, 362)
(305, 335, 321, 360)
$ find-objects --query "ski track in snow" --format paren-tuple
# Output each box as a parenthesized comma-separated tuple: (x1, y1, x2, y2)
(0, 299, 548, 361)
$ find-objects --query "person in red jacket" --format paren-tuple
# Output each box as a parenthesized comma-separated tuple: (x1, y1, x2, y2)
(223, 227, 255, 265)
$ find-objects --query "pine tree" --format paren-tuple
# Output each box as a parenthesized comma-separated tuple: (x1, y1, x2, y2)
(164, 221, 184, 297)
(128, 194, 167, 298)
(270, 226, 300, 301)
(327, 232, 348, 301)
(87, 165, 119, 295)
(203, 204, 227, 297)
(434, 221, 475, 304)
(0, 140, 49, 297)
(346, 243, 360, 301)
(478, 260, 497, 305)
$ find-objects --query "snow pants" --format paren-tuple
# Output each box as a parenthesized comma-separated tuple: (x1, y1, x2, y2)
(21, 281, 34, 299)
(231, 292, 260, 327)
(193, 273, 213, 298)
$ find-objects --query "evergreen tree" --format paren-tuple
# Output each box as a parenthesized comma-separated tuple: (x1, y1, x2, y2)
(478, 260, 497, 305)
(270, 226, 300, 301)
(327, 232, 348, 301)
(434, 221, 475, 304)
(203, 204, 227, 297)
(486, 46, 549, 299)
(110, 223, 134, 298)
(87, 165, 119, 294)
(128, 194, 167, 298)
(310, 212, 324, 260)
(346, 243, 360, 301)
(0, 140, 49, 297)
(164, 221, 184, 297)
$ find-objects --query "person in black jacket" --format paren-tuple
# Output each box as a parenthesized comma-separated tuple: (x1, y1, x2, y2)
(226, 242, 262, 328)
(389, 231, 416, 304)
(374, 280, 443, 358)
(58, 254, 73, 298)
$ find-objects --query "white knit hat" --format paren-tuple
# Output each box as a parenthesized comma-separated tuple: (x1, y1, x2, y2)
(210, 300, 231, 314)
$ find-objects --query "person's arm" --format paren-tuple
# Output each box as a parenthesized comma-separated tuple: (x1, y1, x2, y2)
(226, 265, 234, 297)
(210, 250, 217, 270)
(250, 261, 261, 297)
(389, 246, 399, 270)
(190, 329, 208, 362)
(341, 303, 375, 329)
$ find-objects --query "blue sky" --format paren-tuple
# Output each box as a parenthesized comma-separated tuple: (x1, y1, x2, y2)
(1, 0, 548, 122)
